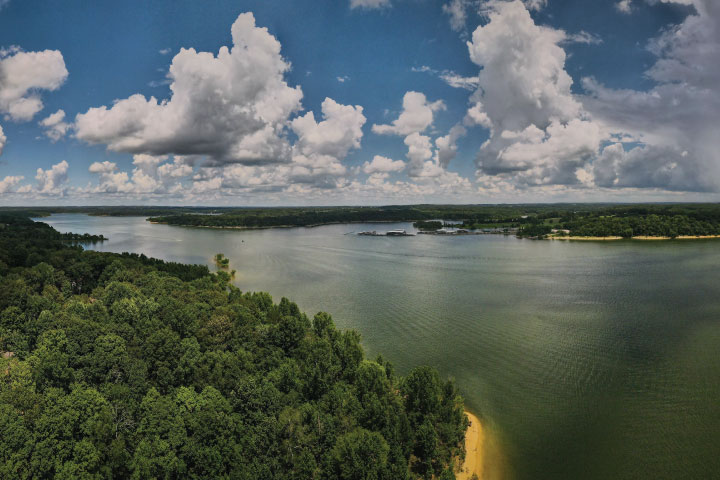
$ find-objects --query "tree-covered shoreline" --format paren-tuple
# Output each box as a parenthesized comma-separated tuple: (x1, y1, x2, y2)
(59, 232, 108, 243)
(4, 203, 720, 239)
(147, 204, 720, 239)
(0, 215, 468, 479)
(515, 205, 720, 239)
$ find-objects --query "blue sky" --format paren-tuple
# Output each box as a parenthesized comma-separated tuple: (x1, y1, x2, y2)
(0, 0, 715, 205)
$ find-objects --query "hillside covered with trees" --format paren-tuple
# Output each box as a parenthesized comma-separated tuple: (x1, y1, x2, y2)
(0, 215, 468, 479)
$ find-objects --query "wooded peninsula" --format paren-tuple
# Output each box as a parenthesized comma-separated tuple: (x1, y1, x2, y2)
(0, 214, 468, 479)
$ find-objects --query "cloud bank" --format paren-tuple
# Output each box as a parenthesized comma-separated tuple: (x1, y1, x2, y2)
(461, 0, 720, 194)
(582, 0, 720, 191)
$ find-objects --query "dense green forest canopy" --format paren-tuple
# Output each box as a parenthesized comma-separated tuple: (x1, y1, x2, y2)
(0, 215, 468, 479)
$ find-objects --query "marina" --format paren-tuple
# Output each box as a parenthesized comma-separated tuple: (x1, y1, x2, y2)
(357, 229, 415, 236)
(358, 227, 520, 236)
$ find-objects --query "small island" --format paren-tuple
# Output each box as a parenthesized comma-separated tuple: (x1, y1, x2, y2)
(213, 252, 230, 268)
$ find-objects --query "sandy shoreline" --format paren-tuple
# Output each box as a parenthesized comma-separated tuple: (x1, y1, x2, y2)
(458, 411, 484, 480)
(549, 235, 720, 241)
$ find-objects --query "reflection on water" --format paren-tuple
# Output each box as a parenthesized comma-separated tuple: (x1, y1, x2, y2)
(40, 214, 720, 480)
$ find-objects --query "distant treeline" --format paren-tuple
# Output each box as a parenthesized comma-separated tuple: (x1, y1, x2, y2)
(148, 206, 498, 228)
(0, 206, 222, 218)
(146, 204, 611, 229)
(147, 204, 720, 239)
(0, 215, 468, 479)
(4, 203, 720, 238)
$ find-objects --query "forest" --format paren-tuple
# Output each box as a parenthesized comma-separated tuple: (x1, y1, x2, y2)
(0, 215, 468, 479)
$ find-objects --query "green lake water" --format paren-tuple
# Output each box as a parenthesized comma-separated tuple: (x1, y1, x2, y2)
(39, 214, 720, 480)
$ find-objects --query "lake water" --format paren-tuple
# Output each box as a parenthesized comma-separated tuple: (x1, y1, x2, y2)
(39, 214, 720, 480)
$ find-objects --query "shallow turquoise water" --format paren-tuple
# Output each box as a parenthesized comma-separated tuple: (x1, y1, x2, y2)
(40, 214, 720, 480)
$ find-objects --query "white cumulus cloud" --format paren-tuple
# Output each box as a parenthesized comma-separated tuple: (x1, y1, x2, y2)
(0, 49, 68, 122)
(75, 12, 303, 166)
(434, 124, 467, 168)
(372, 91, 445, 136)
(81, 95, 367, 198)
(87, 154, 193, 195)
(0, 175, 23, 194)
(39, 109, 71, 141)
(289, 97, 366, 186)
(466, 0, 602, 186)
(292, 98, 365, 161)
(362, 155, 406, 174)
(35, 160, 69, 195)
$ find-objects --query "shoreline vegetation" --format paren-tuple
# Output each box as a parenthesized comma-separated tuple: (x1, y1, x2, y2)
(0, 214, 470, 479)
(133, 204, 720, 241)
(59, 232, 107, 243)
(5, 203, 720, 240)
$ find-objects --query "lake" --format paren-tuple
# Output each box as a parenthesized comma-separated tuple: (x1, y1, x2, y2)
(39, 214, 720, 480)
